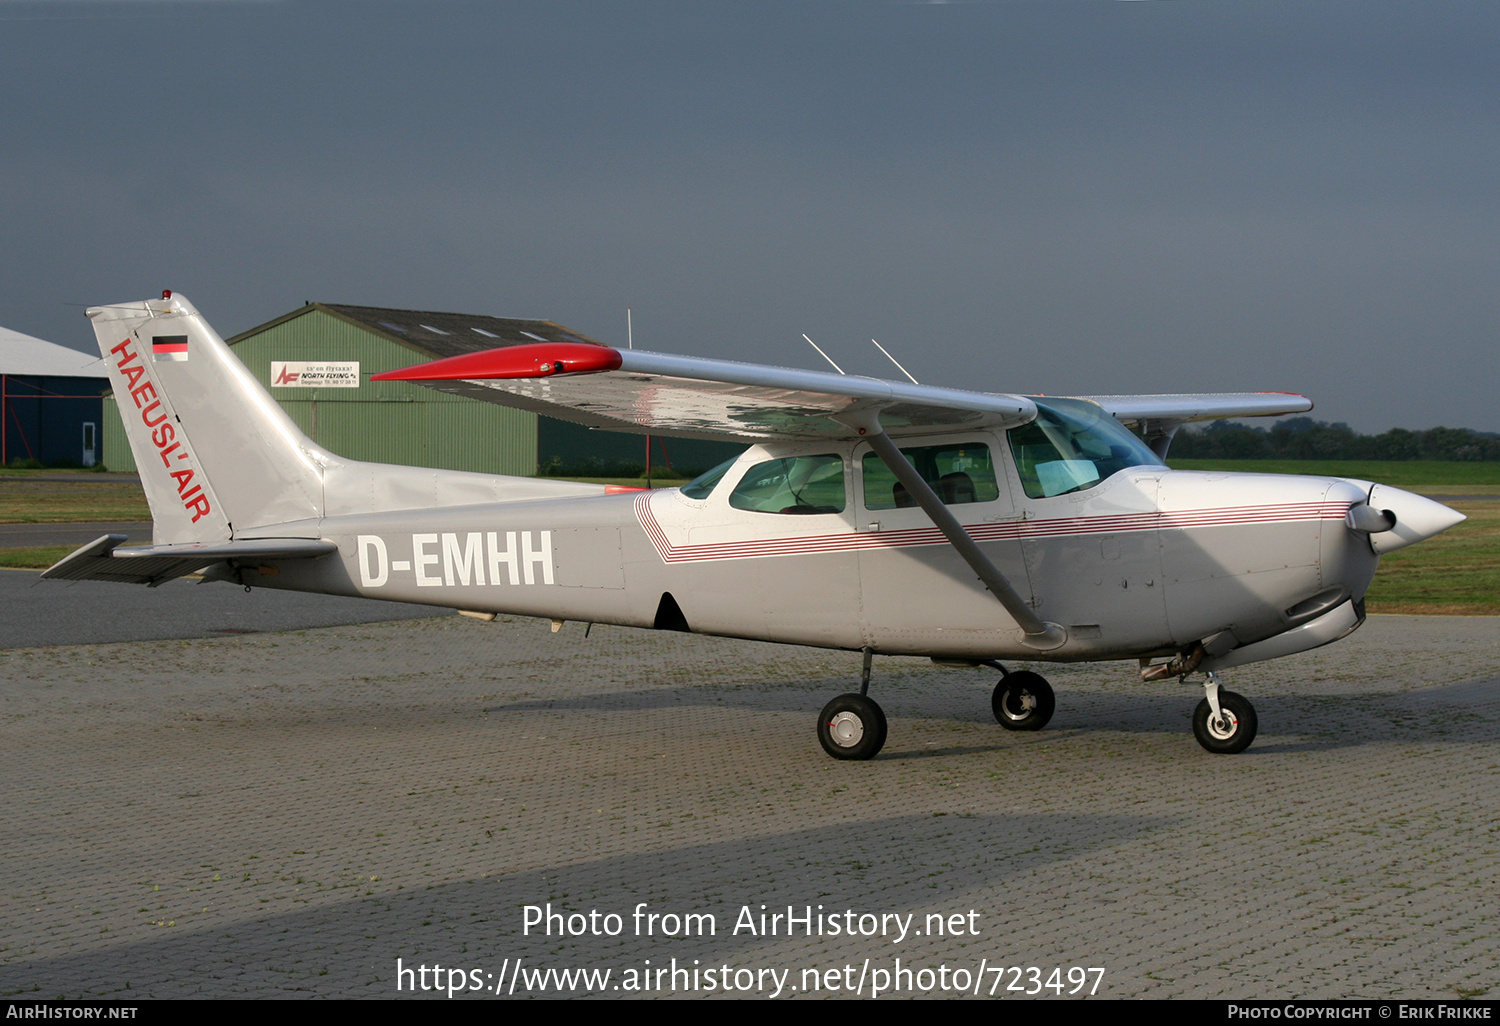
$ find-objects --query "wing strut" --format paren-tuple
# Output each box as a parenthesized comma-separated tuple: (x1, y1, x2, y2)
(851, 412, 1067, 651)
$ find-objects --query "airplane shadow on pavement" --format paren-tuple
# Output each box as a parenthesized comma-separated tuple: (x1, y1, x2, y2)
(0, 812, 1167, 999)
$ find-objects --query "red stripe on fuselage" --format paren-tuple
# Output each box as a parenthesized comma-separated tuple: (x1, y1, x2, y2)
(633, 493, 1349, 565)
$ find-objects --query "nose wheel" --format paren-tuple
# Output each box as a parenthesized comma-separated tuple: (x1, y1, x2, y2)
(1192, 675, 1257, 754)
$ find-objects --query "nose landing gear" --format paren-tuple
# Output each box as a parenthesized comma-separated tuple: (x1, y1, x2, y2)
(1192, 672, 1258, 754)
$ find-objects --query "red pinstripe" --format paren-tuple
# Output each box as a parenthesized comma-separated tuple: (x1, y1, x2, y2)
(634, 492, 1348, 565)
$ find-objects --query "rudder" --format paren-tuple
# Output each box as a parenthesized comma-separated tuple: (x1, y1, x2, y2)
(90, 293, 325, 544)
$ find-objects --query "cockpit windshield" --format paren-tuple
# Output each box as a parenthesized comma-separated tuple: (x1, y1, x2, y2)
(1007, 397, 1164, 499)
(680, 456, 739, 500)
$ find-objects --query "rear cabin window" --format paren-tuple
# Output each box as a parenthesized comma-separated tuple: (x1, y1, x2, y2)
(862, 442, 1000, 510)
(728, 454, 847, 514)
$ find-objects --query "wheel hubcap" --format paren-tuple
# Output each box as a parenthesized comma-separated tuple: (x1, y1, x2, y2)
(1207, 710, 1239, 740)
(1002, 689, 1035, 722)
(828, 711, 865, 747)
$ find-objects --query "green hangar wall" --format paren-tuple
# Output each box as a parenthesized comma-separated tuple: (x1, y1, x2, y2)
(103, 303, 741, 477)
(225, 306, 539, 476)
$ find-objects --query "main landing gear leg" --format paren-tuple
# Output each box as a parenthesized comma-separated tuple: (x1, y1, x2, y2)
(817, 647, 887, 761)
(1191, 671, 1258, 754)
(983, 660, 1055, 732)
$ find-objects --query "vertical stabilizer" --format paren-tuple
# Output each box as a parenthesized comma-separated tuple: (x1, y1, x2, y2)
(89, 294, 326, 544)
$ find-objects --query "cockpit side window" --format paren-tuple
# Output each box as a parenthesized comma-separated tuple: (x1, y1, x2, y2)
(1008, 398, 1165, 499)
(728, 454, 847, 514)
(862, 441, 1000, 511)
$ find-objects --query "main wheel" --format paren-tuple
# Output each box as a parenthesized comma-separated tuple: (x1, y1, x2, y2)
(817, 693, 888, 761)
(1192, 690, 1258, 754)
(992, 671, 1055, 731)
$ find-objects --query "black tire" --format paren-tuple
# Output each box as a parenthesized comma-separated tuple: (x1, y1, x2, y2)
(1192, 690, 1258, 754)
(817, 693, 888, 761)
(992, 671, 1055, 731)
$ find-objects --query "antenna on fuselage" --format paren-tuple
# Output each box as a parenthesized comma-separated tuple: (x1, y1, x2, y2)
(801, 333, 846, 375)
(627, 307, 633, 350)
(870, 337, 919, 384)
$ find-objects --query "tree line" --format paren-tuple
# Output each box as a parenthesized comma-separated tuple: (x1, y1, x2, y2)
(1168, 418, 1500, 461)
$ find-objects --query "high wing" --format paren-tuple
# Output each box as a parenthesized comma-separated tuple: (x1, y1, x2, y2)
(1081, 392, 1313, 456)
(373, 342, 1311, 442)
(373, 343, 1037, 440)
(41, 534, 337, 587)
(1083, 392, 1313, 426)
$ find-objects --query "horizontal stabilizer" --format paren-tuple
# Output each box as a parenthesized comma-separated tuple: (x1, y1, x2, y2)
(41, 534, 337, 588)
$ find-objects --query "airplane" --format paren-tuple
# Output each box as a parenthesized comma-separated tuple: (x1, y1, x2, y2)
(44, 292, 1466, 760)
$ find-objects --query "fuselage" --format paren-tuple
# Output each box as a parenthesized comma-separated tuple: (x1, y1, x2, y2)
(242, 424, 1388, 664)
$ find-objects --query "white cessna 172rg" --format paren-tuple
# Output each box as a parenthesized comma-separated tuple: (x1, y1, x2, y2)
(46, 292, 1465, 760)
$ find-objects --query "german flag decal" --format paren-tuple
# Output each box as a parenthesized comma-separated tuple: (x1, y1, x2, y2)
(152, 335, 189, 362)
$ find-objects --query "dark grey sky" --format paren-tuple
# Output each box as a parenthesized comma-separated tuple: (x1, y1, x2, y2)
(3, 0, 1497, 432)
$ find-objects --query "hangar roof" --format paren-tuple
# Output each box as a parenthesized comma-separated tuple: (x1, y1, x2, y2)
(0, 325, 104, 378)
(228, 303, 607, 360)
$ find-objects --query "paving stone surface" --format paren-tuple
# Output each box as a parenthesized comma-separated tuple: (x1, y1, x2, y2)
(0, 614, 1496, 1000)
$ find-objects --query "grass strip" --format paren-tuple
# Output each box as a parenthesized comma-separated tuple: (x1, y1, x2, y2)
(0, 546, 76, 570)
(1167, 459, 1500, 487)
(0, 481, 150, 523)
(1362, 499, 1500, 615)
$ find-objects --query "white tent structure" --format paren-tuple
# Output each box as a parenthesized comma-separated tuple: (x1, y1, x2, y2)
(1, 324, 107, 467)
(0, 325, 101, 376)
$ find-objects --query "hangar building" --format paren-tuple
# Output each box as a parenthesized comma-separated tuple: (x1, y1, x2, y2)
(1, 324, 108, 468)
(102, 303, 739, 477)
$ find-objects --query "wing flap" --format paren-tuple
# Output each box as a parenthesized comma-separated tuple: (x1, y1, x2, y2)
(41, 535, 337, 587)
